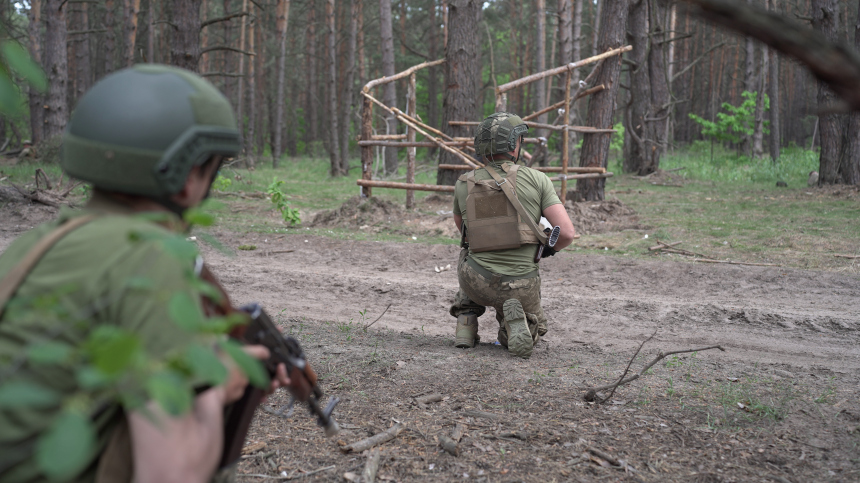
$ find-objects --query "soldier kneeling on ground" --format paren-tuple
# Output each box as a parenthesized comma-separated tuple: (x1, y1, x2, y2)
(448, 112, 576, 359)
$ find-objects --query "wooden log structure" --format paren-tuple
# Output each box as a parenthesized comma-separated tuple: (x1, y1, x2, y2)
(523, 85, 606, 121)
(437, 164, 605, 173)
(358, 140, 471, 147)
(371, 134, 406, 140)
(449, 120, 616, 133)
(357, 179, 455, 192)
(547, 172, 614, 181)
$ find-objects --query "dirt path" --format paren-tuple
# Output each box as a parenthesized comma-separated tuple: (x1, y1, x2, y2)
(205, 230, 860, 373)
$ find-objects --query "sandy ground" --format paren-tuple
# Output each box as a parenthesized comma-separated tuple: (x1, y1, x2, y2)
(2, 195, 859, 482)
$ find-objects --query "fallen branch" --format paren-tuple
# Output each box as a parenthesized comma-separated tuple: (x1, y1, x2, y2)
(834, 254, 860, 259)
(584, 332, 725, 403)
(648, 241, 682, 251)
(340, 423, 404, 453)
(362, 303, 392, 330)
(438, 435, 459, 456)
(361, 449, 381, 483)
(461, 410, 501, 421)
(415, 393, 443, 407)
(693, 258, 779, 267)
(12, 184, 61, 208)
(242, 465, 336, 480)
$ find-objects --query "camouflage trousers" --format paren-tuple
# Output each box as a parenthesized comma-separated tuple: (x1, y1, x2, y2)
(449, 249, 548, 345)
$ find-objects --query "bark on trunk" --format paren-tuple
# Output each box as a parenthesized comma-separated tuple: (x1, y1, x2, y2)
(752, 45, 767, 159)
(843, 0, 860, 184)
(169, 0, 202, 71)
(427, 0, 439, 157)
(436, 0, 479, 186)
(273, 0, 290, 166)
(379, 0, 398, 174)
(44, 0, 69, 140)
(767, 0, 780, 162)
(307, 3, 318, 145)
(235, 0, 248, 151)
(811, 0, 845, 185)
(577, 0, 628, 201)
(326, 0, 342, 176)
(535, 0, 547, 140)
(340, 0, 358, 173)
(148, 0, 155, 63)
(104, 0, 117, 74)
(247, 13, 256, 161)
(123, 0, 141, 66)
(558, 0, 573, 162)
(648, 0, 669, 166)
(27, 0, 43, 144)
(625, 0, 656, 175)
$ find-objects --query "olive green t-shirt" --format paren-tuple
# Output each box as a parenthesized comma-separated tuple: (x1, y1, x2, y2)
(0, 194, 212, 483)
(453, 161, 561, 276)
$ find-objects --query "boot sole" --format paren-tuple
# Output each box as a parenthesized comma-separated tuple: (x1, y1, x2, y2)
(503, 300, 533, 358)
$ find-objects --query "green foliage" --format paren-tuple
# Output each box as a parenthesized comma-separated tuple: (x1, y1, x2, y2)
(36, 410, 96, 480)
(0, 37, 47, 116)
(0, 380, 60, 408)
(689, 91, 769, 147)
(267, 178, 302, 225)
(211, 174, 233, 192)
(609, 122, 625, 157)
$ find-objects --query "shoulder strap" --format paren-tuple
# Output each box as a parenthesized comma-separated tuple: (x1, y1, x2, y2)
(0, 214, 100, 316)
(483, 165, 548, 245)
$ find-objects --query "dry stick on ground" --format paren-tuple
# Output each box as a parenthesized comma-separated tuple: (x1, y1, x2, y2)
(361, 448, 381, 483)
(241, 465, 336, 480)
(340, 423, 404, 453)
(648, 241, 682, 251)
(362, 304, 392, 330)
(584, 331, 725, 403)
(834, 254, 860, 259)
(693, 259, 779, 267)
(438, 434, 459, 456)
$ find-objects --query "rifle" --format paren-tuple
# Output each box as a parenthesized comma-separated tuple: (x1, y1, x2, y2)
(534, 225, 561, 262)
(219, 303, 339, 468)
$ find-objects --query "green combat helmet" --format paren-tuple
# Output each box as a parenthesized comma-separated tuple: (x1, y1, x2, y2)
(473, 112, 529, 161)
(61, 64, 241, 199)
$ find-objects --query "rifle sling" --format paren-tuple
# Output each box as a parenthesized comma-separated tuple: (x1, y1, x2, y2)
(481, 164, 548, 246)
(0, 214, 99, 318)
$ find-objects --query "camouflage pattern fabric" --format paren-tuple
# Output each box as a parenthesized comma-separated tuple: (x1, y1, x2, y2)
(473, 112, 529, 157)
(449, 249, 548, 345)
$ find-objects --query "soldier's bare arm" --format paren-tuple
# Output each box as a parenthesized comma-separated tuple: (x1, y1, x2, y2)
(542, 203, 575, 250)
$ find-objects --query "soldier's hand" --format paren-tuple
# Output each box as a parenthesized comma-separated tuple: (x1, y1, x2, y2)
(222, 345, 270, 404)
(541, 246, 557, 258)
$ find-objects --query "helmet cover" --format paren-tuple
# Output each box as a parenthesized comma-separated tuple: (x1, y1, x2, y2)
(61, 64, 241, 197)
(473, 112, 529, 157)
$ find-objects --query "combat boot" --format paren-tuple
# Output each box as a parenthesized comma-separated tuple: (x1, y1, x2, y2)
(455, 313, 480, 348)
(503, 299, 533, 358)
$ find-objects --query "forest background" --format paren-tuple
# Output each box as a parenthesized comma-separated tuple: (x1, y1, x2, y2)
(1, 0, 859, 188)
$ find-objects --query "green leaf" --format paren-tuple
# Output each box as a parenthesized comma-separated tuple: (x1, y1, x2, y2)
(146, 370, 193, 416)
(36, 411, 96, 480)
(0, 69, 23, 116)
(219, 339, 269, 389)
(185, 343, 227, 386)
(84, 327, 142, 376)
(76, 366, 111, 390)
(0, 40, 47, 92)
(0, 380, 60, 408)
(183, 207, 215, 227)
(168, 292, 205, 331)
(159, 236, 199, 261)
(124, 276, 154, 290)
(27, 341, 73, 365)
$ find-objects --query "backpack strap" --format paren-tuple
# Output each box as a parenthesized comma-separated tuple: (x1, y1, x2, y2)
(0, 214, 100, 317)
(482, 164, 548, 245)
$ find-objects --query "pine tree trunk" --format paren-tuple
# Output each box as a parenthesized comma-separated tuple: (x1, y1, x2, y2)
(436, 0, 479, 186)
(768, 46, 780, 161)
(843, 0, 860, 185)
(625, 0, 655, 175)
(427, 0, 439, 158)
(558, 0, 573, 162)
(44, 0, 69, 140)
(200, 0, 210, 72)
(70, 2, 92, 107)
(648, 0, 669, 167)
(148, 0, 155, 63)
(123, 0, 141, 66)
(535, 0, 547, 140)
(326, 0, 341, 176)
(273, 0, 290, 166)
(379, 0, 399, 174)
(104, 0, 117, 74)
(811, 0, 845, 185)
(307, 3, 318, 146)
(247, 14, 256, 162)
(340, 0, 358, 173)
(170, 0, 202, 71)
(235, 0, 248, 151)
(27, 0, 43, 144)
(752, 45, 767, 159)
(577, 0, 627, 201)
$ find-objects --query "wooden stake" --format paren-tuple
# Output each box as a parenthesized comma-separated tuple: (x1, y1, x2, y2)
(357, 180, 454, 192)
(361, 449, 381, 483)
(495, 45, 632, 94)
(406, 73, 417, 209)
(341, 423, 404, 453)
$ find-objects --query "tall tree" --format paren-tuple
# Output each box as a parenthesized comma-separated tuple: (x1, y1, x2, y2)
(752, 43, 767, 158)
(307, 2, 318, 145)
(123, 0, 142, 66)
(340, 0, 359, 172)
(436, 0, 479, 186)
(43, 0, 69, 139)
(70, 2, 91, 106)
(427, 0, 439, 144)
(379, 0, 398, 174)
(326, 0, 342, 175)
(625, 0, 657, 174)
(27, 0, 43, 144)
(104, 0, 117, 74)
(648, 0, 670, 164)
(170, 0, 202, 71)
(273, 0, 290, 166)
(811, 0, 845, 185)
(235, 0, 248, 149)
(843, 0, 860, 184)
(535, 0, 548, 140)
(577, 0, 628, 200)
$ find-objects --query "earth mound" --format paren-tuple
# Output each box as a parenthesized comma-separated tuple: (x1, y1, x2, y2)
(564, 198, 646, 235)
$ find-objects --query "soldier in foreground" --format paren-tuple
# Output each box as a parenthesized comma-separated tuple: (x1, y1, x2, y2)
(450, 112, 576, 359)
(0, 65, 293, 482)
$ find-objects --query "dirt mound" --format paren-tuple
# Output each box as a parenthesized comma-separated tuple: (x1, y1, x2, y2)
(311, 196, 406, 229)
(564, 198, 646, 235)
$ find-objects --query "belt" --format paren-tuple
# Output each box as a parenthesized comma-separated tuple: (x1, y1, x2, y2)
(465, 255, 539, 283)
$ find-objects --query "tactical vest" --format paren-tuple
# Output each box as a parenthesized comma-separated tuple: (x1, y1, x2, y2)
(460, 163, 542, 253)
